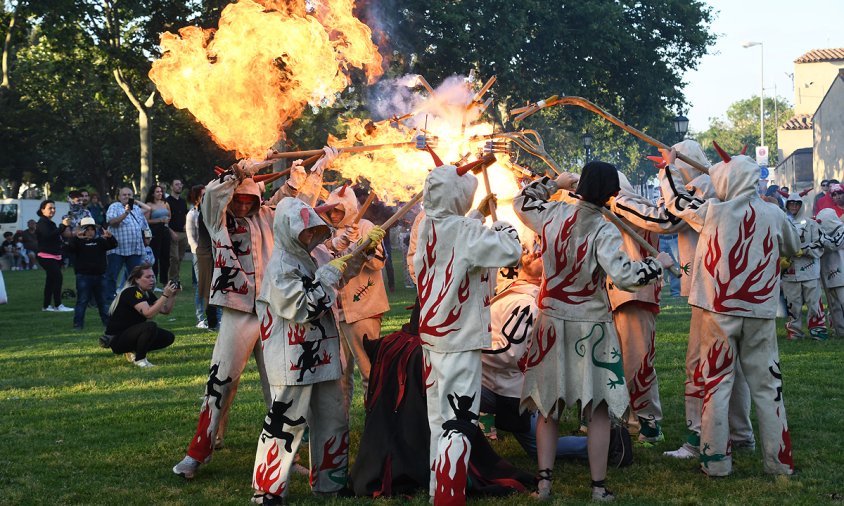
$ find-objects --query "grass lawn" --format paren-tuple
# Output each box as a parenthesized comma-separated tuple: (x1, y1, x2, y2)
(1, 260, 843, 505)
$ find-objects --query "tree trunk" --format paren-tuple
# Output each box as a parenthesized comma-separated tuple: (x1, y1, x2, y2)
(2, 8, 16, 89)
(113, 68, 155, 197)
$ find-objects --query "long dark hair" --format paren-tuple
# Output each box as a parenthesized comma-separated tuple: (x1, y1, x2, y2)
(109, 263, 153, 315)
(188, 184, 205, 207)
(144, 185, 164, 204)
(575, 161, 620, 206)
(36, 199, 55, 218)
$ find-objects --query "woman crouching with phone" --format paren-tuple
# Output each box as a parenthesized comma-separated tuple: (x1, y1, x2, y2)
(102, 263, 181, 368)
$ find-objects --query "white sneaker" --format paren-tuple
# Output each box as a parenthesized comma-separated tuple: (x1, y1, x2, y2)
(56, 304, 74, 312)
(663, 442, 699, 459)
(134, 358, 155, 368)
(196, 320, 209, 329)
(173, 455, 202, 479)
(42, 305, 57, 312)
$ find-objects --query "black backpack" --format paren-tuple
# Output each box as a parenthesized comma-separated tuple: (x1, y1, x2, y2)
(608, 425, 634, 468)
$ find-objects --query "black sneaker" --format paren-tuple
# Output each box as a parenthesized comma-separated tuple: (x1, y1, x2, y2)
(99, 334, 113, 348)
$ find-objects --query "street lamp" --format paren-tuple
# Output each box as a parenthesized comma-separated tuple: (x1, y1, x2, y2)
(582, 131, 593, 162)
(742, 41, 764, 151)
(673, 114, 689, 142)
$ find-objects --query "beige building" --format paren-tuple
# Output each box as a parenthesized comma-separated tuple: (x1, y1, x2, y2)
(775, 48, 844, 189)
(813, 69, 844, 184)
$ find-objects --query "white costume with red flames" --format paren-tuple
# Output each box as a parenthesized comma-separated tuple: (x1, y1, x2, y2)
(413, 164, 521, 505)
(252, 198, 348, 500)
(513, 177, 663, 422)
(818, 209, 844, 335)
(662, 151, 799, 476)
(781, 203, 826, 340)
(182, 166, 322, 466)
(606, 173, 664, 439)
(320, 186, 389, 415)
(618, 140, 754, 454)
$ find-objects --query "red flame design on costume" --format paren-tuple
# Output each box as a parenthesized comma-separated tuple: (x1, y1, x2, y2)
(318, 431, 350, 474)
(629, 331, 657, 411)
(521, 323, 556, 370)
(321, 350, 332, 364)
(423, 352, 435, 391)
(701, 341, 734, 415)
(215, 252, 228, 268)
(287, 323, 306, 345)
(434, 439, 470, 506)
(254, 441, 283, 494)
(687, 357, 706, 400)
(778, 427, 794, 469)
(417, 223, 465, 338)
(187, 399, 214, 461)
(538, 212, 601, 308)
(809, 299, 826, 328)
(260, 305, 273, 348)
(703, 205, 776, 312)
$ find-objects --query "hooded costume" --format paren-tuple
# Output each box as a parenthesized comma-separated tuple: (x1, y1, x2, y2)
(818, 208, 844, 335)
(319, 186, 389, 416)
(180, 165, 322, 468)
(412, 164, 521, 505)
(662, 150, 799, 477)
(781, 194, 827, 340)
(606, 172, 665, 441)
(512, 176, 663, 422)
(251, 197, 348, 501)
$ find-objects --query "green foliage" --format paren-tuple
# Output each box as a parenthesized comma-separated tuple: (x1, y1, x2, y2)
(694, 96, 793, 166)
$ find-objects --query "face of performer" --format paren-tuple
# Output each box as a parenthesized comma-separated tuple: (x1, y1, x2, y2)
(834, 191, 844, 207)
(298, 228, 316, 247)
(231, 194, 257, 218)
(136, 268, 156, 292)
(786, 202, 801, 215)
(327, 206, 346, 227)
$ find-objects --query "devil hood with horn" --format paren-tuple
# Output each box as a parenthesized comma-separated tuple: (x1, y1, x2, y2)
(413, 164, 521, 353)
(255, 197, 344, 386)
(668, 147, 801, 317)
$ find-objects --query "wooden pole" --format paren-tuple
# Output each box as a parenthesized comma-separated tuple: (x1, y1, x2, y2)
(266, 142, 416, 160)
(348, 191, 423, 257)
(353, 192, 377, 224)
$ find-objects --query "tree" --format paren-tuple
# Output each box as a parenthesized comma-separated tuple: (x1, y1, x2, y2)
(364, 0, 715, 177)
(694, 96, 792, 166)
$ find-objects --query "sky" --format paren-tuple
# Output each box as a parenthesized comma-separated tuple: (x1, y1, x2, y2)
(681, 0, 844, 134)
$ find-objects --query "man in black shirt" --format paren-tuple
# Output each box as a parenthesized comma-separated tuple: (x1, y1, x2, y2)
(166, 178, 190, 283)
(66, 217, 118, 329)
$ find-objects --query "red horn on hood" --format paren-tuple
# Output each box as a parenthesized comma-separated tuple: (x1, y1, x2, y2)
(214, 166, 226, 175)
(314, 203, 338, 215)
(338, 184, 348, 197)
(425, 145, 444, 167)
(300, 207, 310, 228)
(456, 153, 497, 176)
(712, 141, 731, 163)
(740, 144, 748, 155)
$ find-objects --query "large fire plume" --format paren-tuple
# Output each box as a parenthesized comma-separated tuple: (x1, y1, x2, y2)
(149, 0, 382, 159)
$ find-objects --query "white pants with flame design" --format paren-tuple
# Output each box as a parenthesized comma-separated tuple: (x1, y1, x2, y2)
(697, 310, 794, 476)
(252, 380, 348, 498)
(782, 279, 825, 336)
(685, 307, 753, 446)
(186, 308, 271, 463)
(613, 304, 662, 433)
(424, 348, 481, 505)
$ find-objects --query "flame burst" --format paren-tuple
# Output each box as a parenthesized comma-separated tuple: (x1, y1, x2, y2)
(149, 0, 383, 158)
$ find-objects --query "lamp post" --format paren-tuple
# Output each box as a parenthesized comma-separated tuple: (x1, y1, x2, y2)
(742, 41, 764, 150)
(582, 131, 593, 163)
(673, 114, 689, 142)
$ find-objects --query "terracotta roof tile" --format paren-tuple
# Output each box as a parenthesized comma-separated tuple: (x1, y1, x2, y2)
(781, 114, 813, 130)
(795, 48, 844, 63)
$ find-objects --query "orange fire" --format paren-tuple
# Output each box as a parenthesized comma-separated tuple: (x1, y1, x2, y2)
(149, 0, 382, 159)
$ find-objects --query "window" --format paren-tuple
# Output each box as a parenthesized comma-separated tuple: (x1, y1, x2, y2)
(0, 204, 18, 224)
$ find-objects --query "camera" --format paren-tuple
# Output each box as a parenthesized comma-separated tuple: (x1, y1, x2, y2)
(127, 197, 135, 209)
(169, 280, 181, 290)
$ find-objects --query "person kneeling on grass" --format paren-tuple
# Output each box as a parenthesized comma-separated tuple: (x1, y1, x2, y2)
(100, 263, 181, 368)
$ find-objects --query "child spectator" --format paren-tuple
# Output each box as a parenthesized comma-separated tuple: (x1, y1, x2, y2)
(142, 228, 155, 268)
(65, 217, 118, 330)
